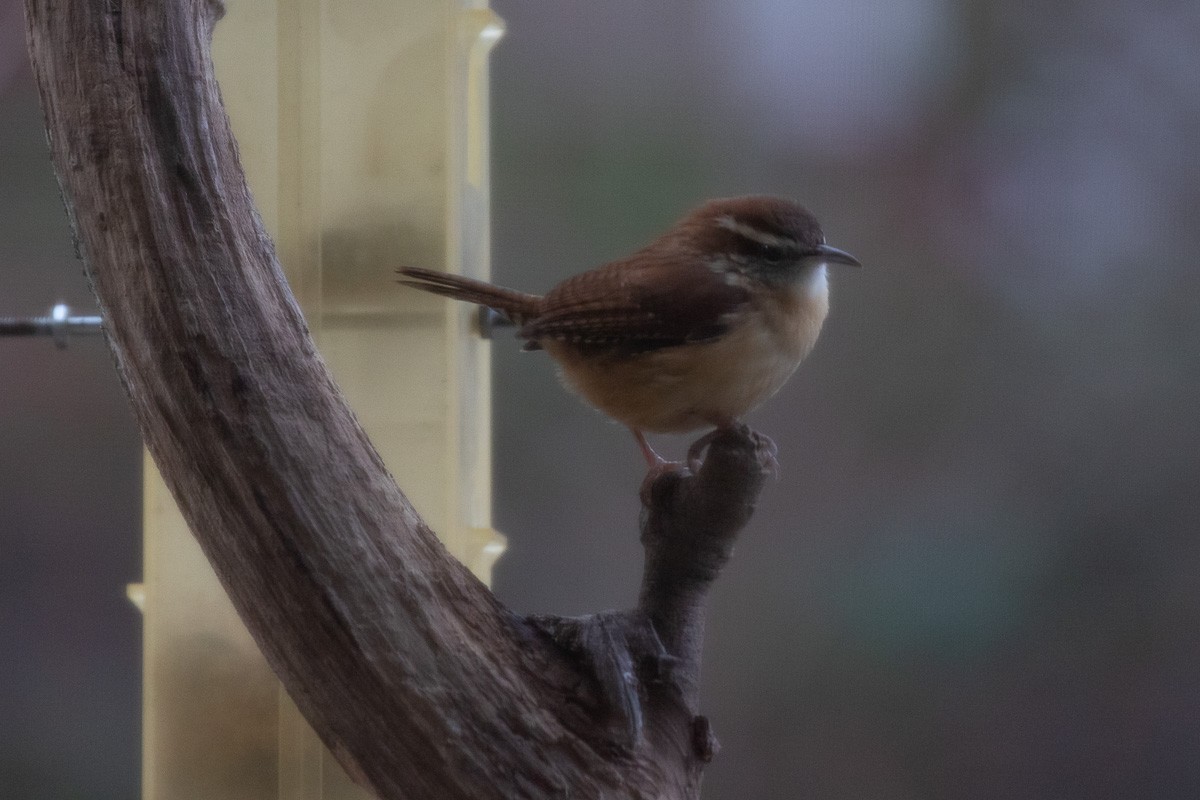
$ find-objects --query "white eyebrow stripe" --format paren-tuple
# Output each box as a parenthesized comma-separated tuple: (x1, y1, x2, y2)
(715, 215, 795, 249)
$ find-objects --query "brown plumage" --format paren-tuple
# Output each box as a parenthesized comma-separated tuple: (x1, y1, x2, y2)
(395, 267, 542, 328)
(396, 195, 860, 469)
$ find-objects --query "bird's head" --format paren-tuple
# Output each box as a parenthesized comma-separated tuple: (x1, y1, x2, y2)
(677, 195, 861, 290)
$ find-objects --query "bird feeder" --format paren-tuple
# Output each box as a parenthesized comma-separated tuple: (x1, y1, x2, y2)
(124, 2, 505, 796)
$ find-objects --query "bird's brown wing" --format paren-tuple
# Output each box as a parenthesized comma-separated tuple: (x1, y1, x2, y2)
(520, 250, 751, 356)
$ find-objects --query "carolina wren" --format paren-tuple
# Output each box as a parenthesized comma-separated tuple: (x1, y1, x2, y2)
(397, 195, 860, 471)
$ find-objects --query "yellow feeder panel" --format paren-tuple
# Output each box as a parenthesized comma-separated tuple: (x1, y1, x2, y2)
(127, 2, 505, 797)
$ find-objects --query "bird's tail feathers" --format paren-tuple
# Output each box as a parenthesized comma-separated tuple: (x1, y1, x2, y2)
(396, 267, 542, 326)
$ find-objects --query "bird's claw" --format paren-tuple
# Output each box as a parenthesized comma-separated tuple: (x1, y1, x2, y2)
(748, 430, 780, 480)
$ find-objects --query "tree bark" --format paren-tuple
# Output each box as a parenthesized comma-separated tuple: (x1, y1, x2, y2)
(24, 2, 770, 798)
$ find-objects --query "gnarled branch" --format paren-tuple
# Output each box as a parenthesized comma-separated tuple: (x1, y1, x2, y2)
(24, 2, 770, 797)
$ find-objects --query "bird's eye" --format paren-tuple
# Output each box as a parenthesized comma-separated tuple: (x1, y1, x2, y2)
(760, 243, 787, 264)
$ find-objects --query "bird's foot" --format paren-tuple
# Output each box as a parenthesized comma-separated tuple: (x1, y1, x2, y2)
(685, 429, 721, 475)
(639, 457, 688, 506)
(748, 429, 780, 480)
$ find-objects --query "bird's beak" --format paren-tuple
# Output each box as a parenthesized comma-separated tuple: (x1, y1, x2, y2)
(816, 244, 862, 268)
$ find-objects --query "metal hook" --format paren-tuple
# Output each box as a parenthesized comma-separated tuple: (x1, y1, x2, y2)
(0, 303, 104, 348)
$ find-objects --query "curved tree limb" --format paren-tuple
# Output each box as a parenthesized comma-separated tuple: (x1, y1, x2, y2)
(24, 2, 771, 797)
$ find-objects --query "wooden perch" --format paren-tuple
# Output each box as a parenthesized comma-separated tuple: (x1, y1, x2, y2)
(24, 1, 771, 797)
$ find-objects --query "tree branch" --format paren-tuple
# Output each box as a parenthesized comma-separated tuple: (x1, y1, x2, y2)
(24, 2, 770, 797)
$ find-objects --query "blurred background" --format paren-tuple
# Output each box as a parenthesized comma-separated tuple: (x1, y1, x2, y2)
(3, 0, 1199, 797)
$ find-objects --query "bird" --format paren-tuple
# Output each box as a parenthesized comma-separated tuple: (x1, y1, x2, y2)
(396, 195, 860, 473)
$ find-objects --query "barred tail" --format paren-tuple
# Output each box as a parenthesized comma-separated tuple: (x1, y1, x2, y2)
(395, 267, 542, 326)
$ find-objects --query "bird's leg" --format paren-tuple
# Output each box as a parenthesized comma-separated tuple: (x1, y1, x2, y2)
(633, 429, 688, 505)
(633, 429, 691, 477)
(688, 421, 779, 478)
(633, 429, 669, 470)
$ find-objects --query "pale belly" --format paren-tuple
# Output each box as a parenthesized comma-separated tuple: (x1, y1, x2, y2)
(543, 292, 827, 433)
